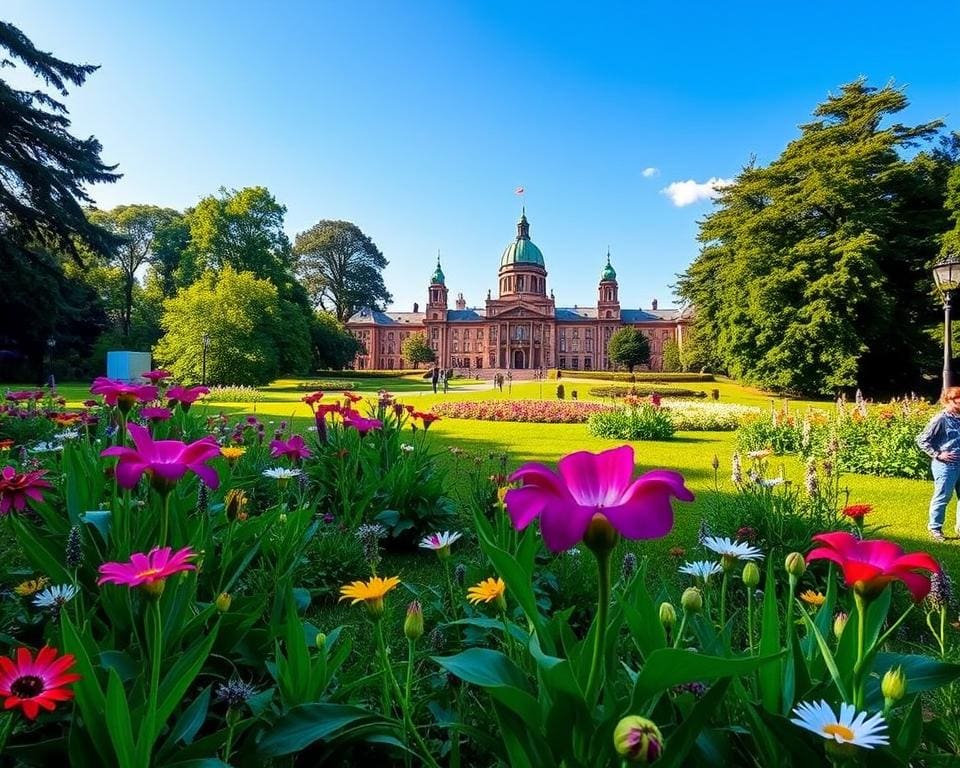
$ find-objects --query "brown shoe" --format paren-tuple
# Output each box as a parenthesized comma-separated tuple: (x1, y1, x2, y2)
(931, 530, 945, 542)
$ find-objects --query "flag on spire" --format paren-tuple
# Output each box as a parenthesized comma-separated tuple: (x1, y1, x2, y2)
(515, 186, 525, 195)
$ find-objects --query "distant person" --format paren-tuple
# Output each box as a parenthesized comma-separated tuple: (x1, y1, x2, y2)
(441, 369, 449, 394)
(557, 368, 563, 380)
(431, 365, 440, 394)
(916, 386, 960, 541)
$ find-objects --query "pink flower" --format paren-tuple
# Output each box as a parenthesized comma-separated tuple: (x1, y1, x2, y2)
(141, 407, 172, 423)
(101, 423, 220, 493)
(166, 386, 209, 411)
(504, 445, 694, 553)
(0, 466, 52, 516)
(806, 532, 940, 602)
(98, 546, 196, 589)
(90, 377, 158, 413)
(269, 434, 312, 462)
(343, 415, 383, 436)
(141, 369, 173, 383)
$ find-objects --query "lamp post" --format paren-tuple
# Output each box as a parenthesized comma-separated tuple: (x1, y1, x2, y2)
(46, 336, 56, 388)
(933, 253, 960, 392)
(201, 333, 211, 386)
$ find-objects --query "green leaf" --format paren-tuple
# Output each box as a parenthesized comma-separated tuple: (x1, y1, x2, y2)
(892, 696, 923, 761)
(658, 678, 731, 768)
(61, 614, 112, 765)
(81, 509, 112, 544)
(631, 647, 783, 706)
(99, 650, 137, 683)
(156, 624, 219, 726)
(164, 685, 211, 749)
(799, 609, 849, 702)
(757, 558, 781, 713)
(258, 703, 394, 756)
(866, 653, 960, 707)
(105, 668, 137, 768)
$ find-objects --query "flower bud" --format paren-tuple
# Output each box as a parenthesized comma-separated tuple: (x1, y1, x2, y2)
(315, 632, 327, 650)
(681, 587, 702, 614)
(784, 552, 806, 578)
(613, 715, 664, 763)
(215, 592, 232, 612)
(404, 600, 424, 641)
(742, 562, 761, 589)
(583, 513, 620, 556)
(659, 602, 677, 629)
(881, 666, 907, 705)
(141, 579, 165, 599)
(833, 612, 848, 640)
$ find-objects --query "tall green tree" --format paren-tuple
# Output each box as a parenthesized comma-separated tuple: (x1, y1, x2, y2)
(607, 327, 650, 372)
(87, 205, 185, 335)
(677, 80, 955, 395)
(661, 338, 681, 372)
(312, 312, 363, 370)
(154, 267, 306, 386)
(401, 332, 436, 368)
(293, 220, 392, 322)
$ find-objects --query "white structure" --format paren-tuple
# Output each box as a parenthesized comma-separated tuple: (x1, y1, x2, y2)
(106, 351, 152, 382)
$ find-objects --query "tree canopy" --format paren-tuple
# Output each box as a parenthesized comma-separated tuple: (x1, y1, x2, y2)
(312, 312, 363, 370)
(607, 327, 650, 372)
(293, 220, 392, 322)
(677, 79, 957, 395)
(401, 332, 436, 368)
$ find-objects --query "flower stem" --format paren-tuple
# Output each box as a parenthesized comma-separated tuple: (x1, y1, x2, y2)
(159, 492, 171, 548)
(404, 638, 416, 768)
(0, 713, 14, 756)
(443, 559, 458, 619)
(672, 613, 687, 649)
(584, 549, 611, 706)
(719, 571, 729, 633)
(141, 600, 163, 761)
(223, 708, 239, 764)
(746, 586, 754, 655)
(853, 592, 867, 710)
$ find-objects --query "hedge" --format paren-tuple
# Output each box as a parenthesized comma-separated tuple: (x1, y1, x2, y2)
(313, 369, 427, 379)
(547, 370, 715, 383)
(588, 385, 707, 398)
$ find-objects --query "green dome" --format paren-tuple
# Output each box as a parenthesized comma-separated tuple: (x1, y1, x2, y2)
(500, 212, 545, 268)
(431, 258, 445, 284)
(601, 253, 617, 281)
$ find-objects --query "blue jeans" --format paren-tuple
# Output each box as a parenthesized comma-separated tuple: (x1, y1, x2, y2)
(928, 460, 960, 533)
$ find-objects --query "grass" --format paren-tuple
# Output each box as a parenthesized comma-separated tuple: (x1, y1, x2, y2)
(46, 374, 957, 576)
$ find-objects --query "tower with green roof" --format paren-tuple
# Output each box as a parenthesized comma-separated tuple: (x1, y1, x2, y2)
(497, 208, 548, 298)
(598, 248, 620, 320)
(427, 253, 448, 318)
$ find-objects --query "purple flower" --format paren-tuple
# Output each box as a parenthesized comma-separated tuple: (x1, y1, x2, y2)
(269, 434, 312, 463)
(343, 415, 383, 436)
(504, 445, 694, 553)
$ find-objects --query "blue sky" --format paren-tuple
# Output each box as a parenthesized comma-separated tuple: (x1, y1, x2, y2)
(6, 1, 959, 312)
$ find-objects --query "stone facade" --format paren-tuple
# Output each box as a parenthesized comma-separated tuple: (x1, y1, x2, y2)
(346, 212, 691, 372)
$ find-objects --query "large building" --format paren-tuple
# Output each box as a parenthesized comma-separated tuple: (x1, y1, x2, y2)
(346, 211, 692, 372)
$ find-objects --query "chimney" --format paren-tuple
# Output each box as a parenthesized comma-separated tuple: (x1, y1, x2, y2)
(413, 302, 419, 313)
(456, 292, 466, 310)
(651, 298, 658, 310)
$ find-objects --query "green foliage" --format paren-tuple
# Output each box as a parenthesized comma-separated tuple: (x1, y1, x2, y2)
(606, 326, 651, 372)
(293, 220, 392, 322)
(663, 400, 761, 431)
(301, 524, 365, 602)
(587, 402, 675, 440)
(588, 385, 706, 398)
(551, 369, 715, 382)
(944, 161, 960, 254)
(677, 79, 956, 395)
(400, 332, 436, 368)
(154, 267, 286, 386)
(662, 338, 682, 372)
(206, 385, 264, 403)
(679, 322, 721, 373)
(311, 311, 362, 370)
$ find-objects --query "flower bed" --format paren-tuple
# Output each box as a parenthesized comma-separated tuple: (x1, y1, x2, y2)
(431, 399, 612, 423)
(662, 400, 762, 431)
(588, 385, 707, 399)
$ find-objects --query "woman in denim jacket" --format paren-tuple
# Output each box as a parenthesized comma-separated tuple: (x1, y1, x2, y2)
(916, 386, 960, 540)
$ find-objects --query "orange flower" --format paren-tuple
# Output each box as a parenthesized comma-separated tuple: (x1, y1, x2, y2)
(842, 504, 873, 520)
(799, 590, 826, 607)
(339, 576, 400, 618)
(467, 577, 506, 609)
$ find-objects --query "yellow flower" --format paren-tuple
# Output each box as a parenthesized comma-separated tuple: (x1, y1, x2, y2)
(339, 575, 401, 618)
(220, 446, 246, 464)
(14, 577, 50, 597)
(799, 590, 826, 607)
(467, 577, 506, 609)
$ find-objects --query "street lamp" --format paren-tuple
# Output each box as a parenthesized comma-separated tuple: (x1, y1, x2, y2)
(933, 253, 960, 392)
(201, 333, 211, 386)
(46, 336, 56, 388)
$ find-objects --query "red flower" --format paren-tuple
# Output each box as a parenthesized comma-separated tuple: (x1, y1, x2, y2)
(0, 466, 52, 516)
(101, 423, 220, 493)
(50, 413, 82, 428)
(414, 412, 441, 430)
(842, 504, 873, 519)
(0, 646, 80, 720)
(302, 391, 325, 406)
(166, 386, 209, 411)
(343, 392, 363, 404)
(806, 532, 940, 602)
(269, 434, 312, 463)
(90, 377, 158, 413)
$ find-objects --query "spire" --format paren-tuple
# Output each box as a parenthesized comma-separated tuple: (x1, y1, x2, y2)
(517, 207, 530, 240)
(431, 250, 445, 285)
(601, 248, 617, 281)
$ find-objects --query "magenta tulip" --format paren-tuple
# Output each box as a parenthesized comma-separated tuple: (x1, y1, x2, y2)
(269, 434, 312, 462)
(90, 377, 158, 413)
(504, 445, 693, 553)
(166, 386, 209, 411)
(101, 423, 220, 494)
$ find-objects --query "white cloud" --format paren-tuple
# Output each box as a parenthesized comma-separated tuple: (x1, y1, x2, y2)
(661, 177, 733, 207)
(641, 167, 660, 178)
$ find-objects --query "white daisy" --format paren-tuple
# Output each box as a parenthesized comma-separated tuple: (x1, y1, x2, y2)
(262, 467, 302, 480)
(790, 700, 888, 748)
(702, 536, 765, 562)
(33, 584, 78, 609)
(679, 560, 723, 582)
(400, 443, 415, 453)
(55, 430, 81, 442)
(419, 530, 463, 551)
(30, 441, 63, 453)
(758, 477, 785, 488)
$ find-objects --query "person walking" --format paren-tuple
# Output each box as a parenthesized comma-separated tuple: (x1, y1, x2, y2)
(441, 368, 449, 394)
(916, 386, 960, 541)
(431, 365, 440, 394)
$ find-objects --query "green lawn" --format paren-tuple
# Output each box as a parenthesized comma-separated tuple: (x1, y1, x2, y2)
(50, 374, 957, 574)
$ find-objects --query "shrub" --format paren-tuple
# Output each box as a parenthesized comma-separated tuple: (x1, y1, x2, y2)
(556, 384, 565, 400)
(296, 380, 358, 391)
(662, 400, 761, 431)
(301, 521, 366, 602)
(548, 370, 715, 382)
(588, 385, 707, 399)
(206, 385, 265, 403)
(431, 399, 611, 423)
(587, 403, 675, 440)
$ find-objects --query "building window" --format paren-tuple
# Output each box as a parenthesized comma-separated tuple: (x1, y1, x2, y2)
(453, 342, 459, 352)
(477, 342, 483, 352)
(464, 341, 470, 352)
(387, 343, 394, 354)
(431, 328, 439, 340)
(586, 339, 593, 352)
(586, 328, 593, 339)
(387, 359, 394, 370)
(560, 338, 567, 352)
(585, 357, 592, 370)
(572, 340, 579, 352)
(489, 327, 497, 342)
(571, 357, 579, 370)
(560, 328, 566, 339)
(388, 332, 394, 340)
(605, 310, 612, 319)
(559, 357, 567, 368)
(573, 329, 579, 339)
(453, 328, 459, 339)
